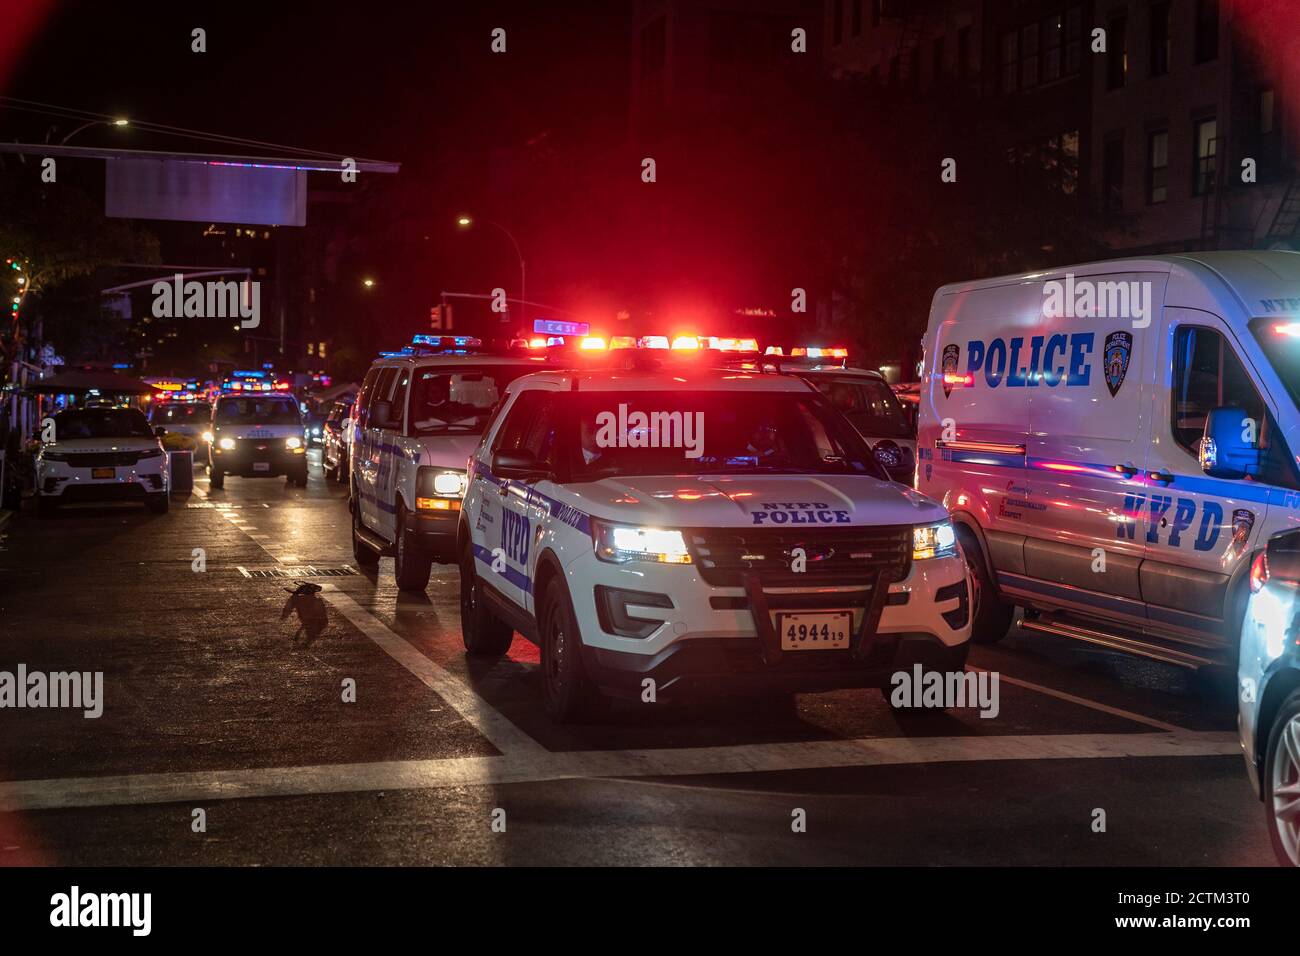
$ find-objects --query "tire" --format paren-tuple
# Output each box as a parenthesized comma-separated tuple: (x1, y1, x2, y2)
(459, 542, 513, 656)
(37, 495, 58, 519)
(336, 454, 348, 484)
(145, 493, 169, 514)
(290, 468, 308, 488)
(394, 507, 433, 591)
(957, 525, 1014, 644)
(880, 644, 970, 712)
(1264, 688, 1300, 867)
(209, 468, 224, 490)
(323, 459, 338, 482)
(538, 575, 606, 722)
(352, 504, 380, 567)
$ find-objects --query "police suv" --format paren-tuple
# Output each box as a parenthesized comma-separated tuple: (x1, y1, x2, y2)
(349, 336, 546, 590)
(207, 372, 308, 489)
(917, 250, 1300, 671)
(768, 349, 917, 483)
(458, 343, 973, 721)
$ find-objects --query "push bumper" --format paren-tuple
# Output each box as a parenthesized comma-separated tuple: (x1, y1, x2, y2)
(211, 445, 305, 477)
(411, 502, 461, 562)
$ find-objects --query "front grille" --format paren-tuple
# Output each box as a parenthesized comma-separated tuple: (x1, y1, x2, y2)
(686, 525, 912, 588)
(235, 438, 284, 460)
(65, 451, 144, 467)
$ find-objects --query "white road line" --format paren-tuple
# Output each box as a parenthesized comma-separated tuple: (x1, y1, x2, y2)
(0, 731, 1240, 813)
(321, 586, 545, 755)
(969, 666, 1189, 733)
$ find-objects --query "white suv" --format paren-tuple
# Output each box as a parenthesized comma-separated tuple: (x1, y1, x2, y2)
(458, 354, 973, 721)
(349, 336, 546, 590)
(36, 406, 169, 516)
(207, 393, 308, 489)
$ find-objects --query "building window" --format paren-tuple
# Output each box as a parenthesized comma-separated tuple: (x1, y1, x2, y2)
(833, 0, 844, 46)
(932, 35, 945, 81)
(1103, 136, 1125, 214)
(1042, 14, 1062, 82)
(1106, 15, 1127, 89)
(1001, 31, 1019, 92)
(1147, 130, 1169, 204)
(1021, 23, 1040, 88)
(1150, 2, 1171, 76)
(1195, 0, 1220, 64)
(1193, 117, 1218, 196)
(851, 0, 862, 37)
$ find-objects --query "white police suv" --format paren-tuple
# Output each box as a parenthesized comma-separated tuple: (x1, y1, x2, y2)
(207, 374, 307, 489)
(767, 349, 917, 483)
(457, 348, 973, 721)
(36, 405, 169, 516)
(349, 336, 546, 590)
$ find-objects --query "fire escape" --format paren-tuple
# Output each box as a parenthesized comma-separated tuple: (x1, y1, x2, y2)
(881, 0, 939, 86)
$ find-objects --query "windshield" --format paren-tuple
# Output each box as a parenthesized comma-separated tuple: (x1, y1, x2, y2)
(53, 408, 154, 440)
(215, 398, 301, 425)
(409, 365, 534, 434)
(808, 376, 912, 439)
(1251, 317, 1300, 409)
(567, 390, 885, 480)
(150, 403, 211, 424)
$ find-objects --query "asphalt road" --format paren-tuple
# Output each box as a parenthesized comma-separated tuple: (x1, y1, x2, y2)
(0, 452, 1276, 865)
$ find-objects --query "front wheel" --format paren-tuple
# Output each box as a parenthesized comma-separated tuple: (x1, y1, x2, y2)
(957, 526, 1014, 644)
(1264, 689, 1300, 867)
(539, 576, 606, 722)
(209, 468, 224, 490)
(145, 493, 169, 514)
(394, 508, 433, 591)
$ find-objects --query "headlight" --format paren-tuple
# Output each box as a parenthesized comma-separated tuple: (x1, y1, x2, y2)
(418, 467, 467, 499)
(201, 431, 214, 443)
(913, 519, 957, 560)
(286, 436, 303, 450)
(218, 437, 236, 450)
(592, 518, 692, 564)
(311, 426, 321, 436)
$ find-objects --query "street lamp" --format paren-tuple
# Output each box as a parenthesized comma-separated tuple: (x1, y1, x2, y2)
(456, 215, 525, 327)
(362, 278, 375, 289)
(60, 117, 129, 145)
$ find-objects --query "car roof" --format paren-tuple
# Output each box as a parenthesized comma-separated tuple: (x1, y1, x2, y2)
(371, 353, 550, 370)
(784, 364, 887, 380)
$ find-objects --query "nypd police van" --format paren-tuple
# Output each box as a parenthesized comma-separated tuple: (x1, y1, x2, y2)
(457, 347, 973, 722)
(349, 336, 546, 590)
(917, 250, 1300, 670)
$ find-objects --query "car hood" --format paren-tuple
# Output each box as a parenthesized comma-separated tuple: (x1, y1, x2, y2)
(414, 433, 482, 469)
(43, 437, 161, 454)
(565, 473, 946, 529)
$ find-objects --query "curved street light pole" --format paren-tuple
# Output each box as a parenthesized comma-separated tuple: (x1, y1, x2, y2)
(460, 216, 525, 328)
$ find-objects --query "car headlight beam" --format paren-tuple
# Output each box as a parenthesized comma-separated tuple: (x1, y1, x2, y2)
(593, 519, 692, 564)
(913, 519, 957, 561)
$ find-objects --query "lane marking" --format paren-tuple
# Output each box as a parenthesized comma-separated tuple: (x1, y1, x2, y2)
(0, 731, 1240, 813)
(967, 666, 1189, 734)
(321, 587, 544, 755)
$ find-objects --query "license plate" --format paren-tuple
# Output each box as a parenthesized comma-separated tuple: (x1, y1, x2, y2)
(777, 611, 852, 651)
(91, 467, 114, 479)
(252, 462, 271, 473)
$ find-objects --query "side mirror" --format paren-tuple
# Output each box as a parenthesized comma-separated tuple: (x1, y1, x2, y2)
(1266, 529, 1300, 584)
(153, 426, 167, 437)
(493, 450, 547, 481)
(1199, 407, 1262, 479)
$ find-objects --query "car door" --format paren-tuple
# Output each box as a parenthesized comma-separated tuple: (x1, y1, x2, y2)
(1022, 291, 1157, 627)
(375, 367, 409, 541)
(1142, 310, 1290, 643)
(473, 391, 546, 610)
(358, 366, 396, 532)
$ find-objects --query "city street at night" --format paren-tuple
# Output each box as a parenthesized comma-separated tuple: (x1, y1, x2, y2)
(0, 454, 1266, 867)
